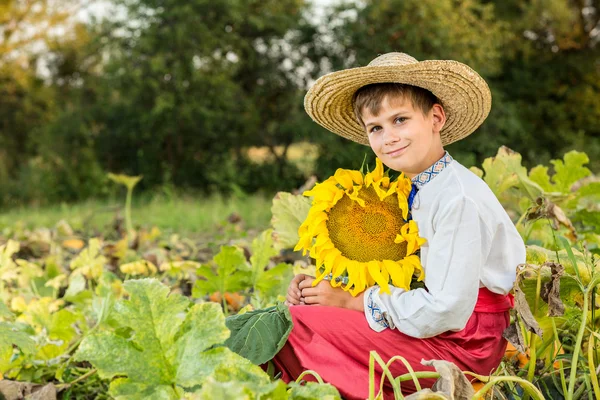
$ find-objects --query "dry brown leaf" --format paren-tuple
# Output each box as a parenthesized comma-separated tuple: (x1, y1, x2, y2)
(405, 360, 474, 400)
(525, 197, 577, 241)
(540, 262, 565, 317)
(0, 381, 56, 400)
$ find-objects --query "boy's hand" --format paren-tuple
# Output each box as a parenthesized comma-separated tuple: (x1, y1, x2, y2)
(299, 277, 365, 311)
(285, 274, 311, 306)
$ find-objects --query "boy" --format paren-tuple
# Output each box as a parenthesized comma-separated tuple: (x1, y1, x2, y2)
(279, 52, 526, 398)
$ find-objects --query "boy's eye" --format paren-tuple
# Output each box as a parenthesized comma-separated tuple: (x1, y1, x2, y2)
(369, 126, 381, 133)
(394, 117, 406, 124)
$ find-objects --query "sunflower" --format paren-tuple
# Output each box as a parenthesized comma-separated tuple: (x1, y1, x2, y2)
(294, 159, 426, 296)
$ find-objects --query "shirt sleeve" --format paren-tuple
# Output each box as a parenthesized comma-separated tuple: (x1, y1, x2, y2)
(363, 195, 492, 338)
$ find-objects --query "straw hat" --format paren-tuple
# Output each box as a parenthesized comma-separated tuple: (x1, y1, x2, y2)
(304, 52, 492, 146)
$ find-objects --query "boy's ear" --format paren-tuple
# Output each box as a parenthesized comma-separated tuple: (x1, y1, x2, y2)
(431, 104, 446, 134)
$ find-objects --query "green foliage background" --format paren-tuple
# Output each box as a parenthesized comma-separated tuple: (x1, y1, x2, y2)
(0, 0, 599, 207)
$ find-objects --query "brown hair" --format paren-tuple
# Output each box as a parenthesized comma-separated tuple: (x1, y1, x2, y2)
(352, 83, 441, 127)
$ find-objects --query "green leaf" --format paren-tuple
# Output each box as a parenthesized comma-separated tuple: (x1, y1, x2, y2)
(0, 301, 13, 318)
(193, 246, 250, 298)
(225, 303, 293, 364)
(287, 381, 342, 399)
(250, 230, 279, 286)
(256, 263, 294, 299)
(190, 372, 288, 400)
(190, 379, 249, 400)
(573, 210, 600, 230)
(550, 151, 591, 192)
(107, 173, 143, 190)
(74, 279, 190, 393)
(74, 279, 267, 399)
(174, 304, 230, 387)
(271, 192, 311, 251)
(480, 147, 544, 200)
(70, 238, 107, 279)
(528, 165, 554, 192)
(109, 378, 177, 400)
(0, 322, 36, 354)
(64, 272, 87, 300)
(577, 182, 600, 198)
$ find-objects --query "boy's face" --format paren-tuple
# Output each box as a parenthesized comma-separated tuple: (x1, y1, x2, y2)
(361, 94, 446, 178)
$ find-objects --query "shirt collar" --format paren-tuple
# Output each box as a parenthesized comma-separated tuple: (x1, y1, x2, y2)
(411, 151, 453, 189)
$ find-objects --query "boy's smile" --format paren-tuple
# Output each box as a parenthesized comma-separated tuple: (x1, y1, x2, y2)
(361, 95, 446, 179)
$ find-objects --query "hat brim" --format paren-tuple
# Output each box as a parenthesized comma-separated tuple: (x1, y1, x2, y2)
(304, 60, 492, 146)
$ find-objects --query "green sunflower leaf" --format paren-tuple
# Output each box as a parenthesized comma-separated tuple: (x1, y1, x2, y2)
(224, 302, 293, 365)
(271, 192, 311, 251)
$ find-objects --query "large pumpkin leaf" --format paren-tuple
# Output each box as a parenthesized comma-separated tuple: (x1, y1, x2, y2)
(271, 192, 311, 251)
(225, 302, 293, 365)
(0, 322, 36, 355)
(75, 279, 268, 399)
(189, 376, 287, 400)
(287, 381, 341, 399)
(0, 301, 13, 318)
(550, 151, 591, 193)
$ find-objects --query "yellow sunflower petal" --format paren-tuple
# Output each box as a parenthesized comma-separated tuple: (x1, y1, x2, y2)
(334, 169, 363, 190)
(381, 260, 406, 290)
(372, 158, 384, 181)
(330, 256, 348, 287)
(345, 188, 366, 207)
(367, 260, 390, 294)
(404, 254, 425, 281)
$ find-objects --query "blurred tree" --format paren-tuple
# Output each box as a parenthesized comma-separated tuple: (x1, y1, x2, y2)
(487, 0, 600, 171)
(311, 0, 517, 174)
(310, 0, 600, 172)
(91, 0, 314, 192)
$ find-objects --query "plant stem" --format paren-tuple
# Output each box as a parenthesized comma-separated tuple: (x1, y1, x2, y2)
(56, 369, 97, 390)
(472, 376, 545, 400)
(125, 186, 133, 235)
(588, 334, 600, 399)
(568, 276, 600, 398)
(369, 351, 402, 400)
(551, 318, 568, 396)
(524, 266, 543, 400)
(296, 370, 324, 384)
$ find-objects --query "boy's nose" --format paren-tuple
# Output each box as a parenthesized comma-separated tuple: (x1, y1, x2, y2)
(383, 130, 401, 145)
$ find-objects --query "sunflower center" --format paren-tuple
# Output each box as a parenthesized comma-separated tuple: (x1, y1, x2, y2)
(327, 185, 408, 262)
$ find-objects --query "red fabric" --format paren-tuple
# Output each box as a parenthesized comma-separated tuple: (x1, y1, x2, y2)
(271, 288, 511, 399)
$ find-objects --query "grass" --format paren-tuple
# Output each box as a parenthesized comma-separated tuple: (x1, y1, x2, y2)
(0, 191, 274, 238)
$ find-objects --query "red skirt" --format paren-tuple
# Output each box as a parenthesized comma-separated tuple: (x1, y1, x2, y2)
(271, 288, 512, 399)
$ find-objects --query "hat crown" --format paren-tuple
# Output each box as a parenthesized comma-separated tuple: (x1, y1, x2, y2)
(367, 52, 418, 67)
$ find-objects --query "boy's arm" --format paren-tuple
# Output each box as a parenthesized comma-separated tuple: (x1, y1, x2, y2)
(363, 195, 517, 338)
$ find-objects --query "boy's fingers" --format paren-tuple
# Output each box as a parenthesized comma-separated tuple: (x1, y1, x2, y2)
(298, 278, 315, 290)
(287, 287, 301, 301)
(302, 295, 320, 305)
(292, 274, 307, 284)
(286, 294, 300, 305)
(301, 287, 318, 297)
